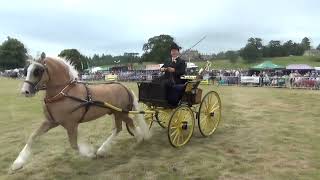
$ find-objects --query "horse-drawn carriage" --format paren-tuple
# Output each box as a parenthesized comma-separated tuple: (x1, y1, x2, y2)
(126, 80, 222, 147)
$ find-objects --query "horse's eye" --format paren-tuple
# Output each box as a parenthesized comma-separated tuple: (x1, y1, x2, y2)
(23, 68, 28, 76)
(33, 68, 43, 77)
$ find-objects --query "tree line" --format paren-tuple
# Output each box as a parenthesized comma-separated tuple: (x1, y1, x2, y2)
(218, 37, 315, 63)
(1, 35, 319, 71)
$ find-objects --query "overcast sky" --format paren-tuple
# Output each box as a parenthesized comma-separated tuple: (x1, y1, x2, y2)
(0, 0, 319, 57)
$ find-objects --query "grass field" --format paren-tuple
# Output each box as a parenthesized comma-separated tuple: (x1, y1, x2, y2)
(0, 77, 320, 180)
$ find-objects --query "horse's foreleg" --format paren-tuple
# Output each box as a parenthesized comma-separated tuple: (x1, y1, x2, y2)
(96, 115, 121, 157)
(11, 120, 58, 171)
(66, 124, 95, 158)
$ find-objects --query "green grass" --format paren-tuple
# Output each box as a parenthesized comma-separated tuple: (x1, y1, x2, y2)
(0, 78, 320, 179)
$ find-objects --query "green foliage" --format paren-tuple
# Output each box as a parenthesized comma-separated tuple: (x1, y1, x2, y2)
(89, 53, 140, 67)
(142, 34, 175, 63)
(0, 37, 27, 69)
(240, 37, 311, 63)
(301, 37, 311, 51)
(240, 38, 263, 63)
(58, 49, 88, 72)
(225, 50, 239, 63)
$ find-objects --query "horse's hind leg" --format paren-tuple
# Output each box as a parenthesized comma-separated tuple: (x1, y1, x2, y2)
(11, 120, 58, 171)
(96, 114, 122, 157)
(123, 116, 143, 143)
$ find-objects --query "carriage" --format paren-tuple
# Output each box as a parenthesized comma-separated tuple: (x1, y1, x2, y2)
(126, 80, 222, 147)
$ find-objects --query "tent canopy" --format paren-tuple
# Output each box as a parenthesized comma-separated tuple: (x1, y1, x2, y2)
(251, 61, 284, 70)
(286, 64, 314, 70)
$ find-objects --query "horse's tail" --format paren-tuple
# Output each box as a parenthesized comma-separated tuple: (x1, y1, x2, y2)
(117, 82, 151, 140)
(130, 90, 151, 140)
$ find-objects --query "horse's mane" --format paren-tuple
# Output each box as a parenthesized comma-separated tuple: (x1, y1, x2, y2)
(54, 57, 79, 79)
(28, 57, 79, 79)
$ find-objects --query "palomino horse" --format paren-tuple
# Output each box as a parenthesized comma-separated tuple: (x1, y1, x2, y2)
(11, 57, 150, 171)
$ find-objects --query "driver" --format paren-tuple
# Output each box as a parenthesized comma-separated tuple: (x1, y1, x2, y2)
(158, 42, 186, 86)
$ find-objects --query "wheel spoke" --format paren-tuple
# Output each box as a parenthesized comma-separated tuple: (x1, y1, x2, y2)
(170, 129, 178, 137)
(172, 131, 179, 143)
(177, 134, 181, 145)
(170, 125, 177, 129)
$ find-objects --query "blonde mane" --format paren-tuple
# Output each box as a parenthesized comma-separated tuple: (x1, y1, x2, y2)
(54, 57, 79, 79)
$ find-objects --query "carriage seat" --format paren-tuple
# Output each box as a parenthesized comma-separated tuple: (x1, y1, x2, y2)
(167, 84, 186, 106)
(167, 81, 201, 106)
(138, 80, 200, 107)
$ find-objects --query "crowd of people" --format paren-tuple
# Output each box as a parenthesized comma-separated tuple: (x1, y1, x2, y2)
(2, 67, 320, 90)
(210, 69, 320, 89)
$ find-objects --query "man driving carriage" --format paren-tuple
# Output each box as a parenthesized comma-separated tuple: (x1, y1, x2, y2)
(146, 42, 187, 106)
(156, 42, 186, 86)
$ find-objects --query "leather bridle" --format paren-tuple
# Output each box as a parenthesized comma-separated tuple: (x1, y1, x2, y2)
(24, 61, 49, 93)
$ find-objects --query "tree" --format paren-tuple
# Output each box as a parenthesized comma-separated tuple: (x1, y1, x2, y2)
(142, 34, 175, 63)
(240, 37, 263, 62)
(267, 40, 283, 57)
(301, 37, 311, 51)
(58, 49, 88, 72)
(225, 50, 239, 63)
(282, 40, 294, 56)
(0, 37, 27, 69)
(216, 51, 226, 59)
(291, 43, 305, 56)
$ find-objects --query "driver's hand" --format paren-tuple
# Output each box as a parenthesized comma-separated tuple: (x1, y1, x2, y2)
(167, 67, 175, 72)
(160, 68, 167, 72)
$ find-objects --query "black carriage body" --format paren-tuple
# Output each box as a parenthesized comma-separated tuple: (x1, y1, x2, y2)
(137, 81, 201, 108)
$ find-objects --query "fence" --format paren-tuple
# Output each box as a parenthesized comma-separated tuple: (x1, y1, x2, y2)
(214, 76, 320, 90)
(78, 72, 320, 90)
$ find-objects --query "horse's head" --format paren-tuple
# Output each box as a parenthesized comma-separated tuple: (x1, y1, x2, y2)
(21, 57, 78, 97)
(21, 60, 49, 97)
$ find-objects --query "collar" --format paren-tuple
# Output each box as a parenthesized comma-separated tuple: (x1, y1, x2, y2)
(172, 56, 179, 62)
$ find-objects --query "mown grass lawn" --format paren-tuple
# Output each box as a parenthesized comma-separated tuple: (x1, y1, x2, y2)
(0, 77, 319, 180)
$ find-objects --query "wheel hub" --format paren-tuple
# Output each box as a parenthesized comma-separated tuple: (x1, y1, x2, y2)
(181, 121, 188, 130)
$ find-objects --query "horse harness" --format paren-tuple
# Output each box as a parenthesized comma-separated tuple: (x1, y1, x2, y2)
(44, 81, 133, 123)
(24, 59, 133, 123)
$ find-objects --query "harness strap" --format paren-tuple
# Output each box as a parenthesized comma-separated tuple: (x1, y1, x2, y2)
(78, 83, 92, 123)
(45, 103, 57, 123)
(116, 83, 134, 111)
(44, 80, 76, 103)
(44, 81, 134, 123)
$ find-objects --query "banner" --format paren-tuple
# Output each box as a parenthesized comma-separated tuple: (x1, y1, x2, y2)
(240, 76, 260, 84)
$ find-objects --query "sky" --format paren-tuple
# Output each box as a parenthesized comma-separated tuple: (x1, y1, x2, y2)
(0, 0, 319, 57)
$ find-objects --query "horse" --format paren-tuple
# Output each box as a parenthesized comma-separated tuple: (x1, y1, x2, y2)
(10, 57, 150, 171)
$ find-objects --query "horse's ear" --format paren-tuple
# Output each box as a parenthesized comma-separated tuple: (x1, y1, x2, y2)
(27, 59, 35, 64)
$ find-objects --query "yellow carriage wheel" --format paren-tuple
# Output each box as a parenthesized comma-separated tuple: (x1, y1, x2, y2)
(168, 105, 195, 148)
(155, 108, 171, 128)
(126, 102, 154, 136)
(198, 91, 222, 137)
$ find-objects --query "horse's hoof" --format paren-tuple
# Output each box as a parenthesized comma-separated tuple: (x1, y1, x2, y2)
(96, 149, 107, 158)
(10, 161, 24, 172)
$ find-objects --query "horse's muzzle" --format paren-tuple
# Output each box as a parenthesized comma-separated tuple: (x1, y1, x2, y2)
(21, 82, 36, 97)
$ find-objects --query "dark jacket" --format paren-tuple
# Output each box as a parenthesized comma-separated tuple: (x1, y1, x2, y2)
(161, 57, 186, 84)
